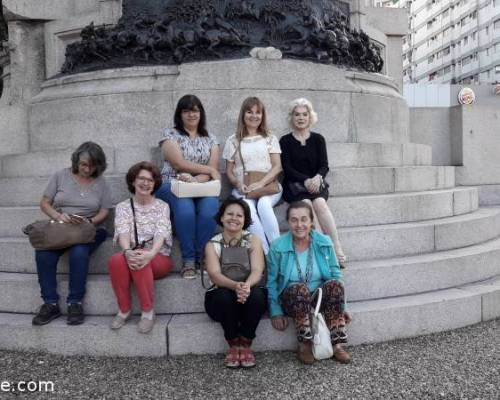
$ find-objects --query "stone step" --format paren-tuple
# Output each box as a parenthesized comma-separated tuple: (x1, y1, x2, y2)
(325, 142, 431, 168)
(0, 165, 454, 207)
(327, 166, 455, 196)
(3, 233, 500, 315)
(0, 186, 479, 231)
(167, 276, 500, 355)
(1, 275, 498, 356)
(0, 146, 152, 177)
(316, 186, 478, 227)
(0, 143, 432, 178)
(1, 206, 496, 275)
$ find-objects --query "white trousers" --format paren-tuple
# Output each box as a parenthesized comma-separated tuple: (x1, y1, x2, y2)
(232, 188, 282, 254)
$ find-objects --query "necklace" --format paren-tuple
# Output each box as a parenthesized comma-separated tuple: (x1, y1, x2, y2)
(293, 242, 313, 284)
(292, 131, 310, 146)
(222, 233, 243, 247)
(72, 174, 94, 197)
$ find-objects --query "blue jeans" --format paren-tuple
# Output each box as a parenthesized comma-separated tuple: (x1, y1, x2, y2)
(156, 182, 218, 264)
(35, 228, 107, 304)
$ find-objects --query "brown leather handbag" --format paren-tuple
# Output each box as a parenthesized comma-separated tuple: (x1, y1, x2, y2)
(23, 219, 96, 250)
(237, 140, 280, 200)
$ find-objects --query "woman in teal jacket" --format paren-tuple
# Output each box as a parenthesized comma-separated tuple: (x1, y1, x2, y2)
(266, 201, 351, 364)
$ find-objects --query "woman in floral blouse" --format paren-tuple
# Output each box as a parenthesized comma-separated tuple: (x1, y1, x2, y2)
(156, 94, 220, 278)
(108, 162, 173, 334)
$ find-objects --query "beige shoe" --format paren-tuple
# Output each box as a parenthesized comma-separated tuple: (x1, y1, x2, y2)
(137, 314, 155, 334)
(110, 313, 131, 330)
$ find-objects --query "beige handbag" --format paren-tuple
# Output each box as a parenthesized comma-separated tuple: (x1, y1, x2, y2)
(170, 179, 221, 198)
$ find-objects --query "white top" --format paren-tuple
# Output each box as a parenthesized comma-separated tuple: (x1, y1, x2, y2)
(222, 134, 281, 183)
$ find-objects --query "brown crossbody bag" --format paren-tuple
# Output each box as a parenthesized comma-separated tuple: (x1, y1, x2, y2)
(237, 138, 280, 200)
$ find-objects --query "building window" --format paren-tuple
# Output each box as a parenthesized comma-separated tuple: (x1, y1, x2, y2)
(495, 65, 500, 73)
(462, 56, 471, 66)
(463, 36, 468, 45)
(428, 55, 435, 63)
(443, 27, 450, 36)
(461, 16, 468, 27)
(486, 26, 489, 35)
(472, 31, 477, 40)
(443, 46, 450, 56)
(494, 19, 500, 29)
(444, 65, 451, 74)
(442, 8, 449, 18)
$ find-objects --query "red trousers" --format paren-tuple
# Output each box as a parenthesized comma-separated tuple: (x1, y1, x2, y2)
(108, 252, 173, 313)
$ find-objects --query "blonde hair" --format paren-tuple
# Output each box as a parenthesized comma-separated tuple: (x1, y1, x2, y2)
(236, 97, 269, 140)
(287, 98, 318, 128)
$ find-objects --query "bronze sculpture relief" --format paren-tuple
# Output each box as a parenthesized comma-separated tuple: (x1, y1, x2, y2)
(60, 0, 383, 74)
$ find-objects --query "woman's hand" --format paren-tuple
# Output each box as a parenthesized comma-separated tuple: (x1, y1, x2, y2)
(305, 175, 322, 194)
(247, 180, 265, 193)
(125, 249, 152, 270)
(57, 213, 73, 224)
(235, 282, 250, 304)
(271, 316, 289, 331)
(237, 181, 249, 194)
(177, 173, 194, 182)
(208, 167, 221, 181)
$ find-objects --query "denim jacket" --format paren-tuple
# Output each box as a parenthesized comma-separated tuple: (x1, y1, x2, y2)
(266, 230, 343, 317)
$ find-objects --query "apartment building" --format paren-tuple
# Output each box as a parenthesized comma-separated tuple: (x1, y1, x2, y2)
(399, 0, 500, 84)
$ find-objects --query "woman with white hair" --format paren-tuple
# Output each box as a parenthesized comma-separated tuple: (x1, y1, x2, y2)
(279, 98, 346, 266)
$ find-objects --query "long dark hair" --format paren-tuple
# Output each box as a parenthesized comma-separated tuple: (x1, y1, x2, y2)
(173, 94, 208, 137)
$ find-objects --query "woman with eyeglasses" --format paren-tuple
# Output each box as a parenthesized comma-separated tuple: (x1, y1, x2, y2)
(108, 162, 173, 334)
(156, 94, 220, 279)
(32, 141, 112, 327)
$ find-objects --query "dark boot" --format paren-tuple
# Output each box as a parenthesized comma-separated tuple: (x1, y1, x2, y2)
(297, 340, 315, 365)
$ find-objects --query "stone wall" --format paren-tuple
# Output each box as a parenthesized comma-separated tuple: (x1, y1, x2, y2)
(409, 103, 500, 205)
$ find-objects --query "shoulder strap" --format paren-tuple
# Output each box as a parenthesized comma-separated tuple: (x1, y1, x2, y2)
(237, 140, 247, 173)
(130, 198, 139, 248)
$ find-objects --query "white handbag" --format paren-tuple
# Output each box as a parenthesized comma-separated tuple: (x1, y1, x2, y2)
(170, 179, 221, 198)
(311, 288, 334, 360)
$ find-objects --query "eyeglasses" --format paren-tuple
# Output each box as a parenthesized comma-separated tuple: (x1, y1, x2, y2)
(181, 109, 200, 114)
(136, 176, 154, 184)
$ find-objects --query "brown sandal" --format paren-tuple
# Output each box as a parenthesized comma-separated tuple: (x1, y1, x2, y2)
(239, 347, 256, 368)
(224, 347, 240, 368)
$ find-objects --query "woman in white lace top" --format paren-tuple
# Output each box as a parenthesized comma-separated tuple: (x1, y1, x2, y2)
(223, 97, 283, 254)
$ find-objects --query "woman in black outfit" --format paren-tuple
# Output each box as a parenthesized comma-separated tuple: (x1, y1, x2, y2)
(279, 98, 346, 266)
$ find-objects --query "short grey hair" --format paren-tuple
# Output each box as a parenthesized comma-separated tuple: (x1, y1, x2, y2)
(287, 98, 318, 128)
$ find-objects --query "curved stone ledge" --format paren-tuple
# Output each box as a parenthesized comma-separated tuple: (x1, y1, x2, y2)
(29, 59, 409, 149)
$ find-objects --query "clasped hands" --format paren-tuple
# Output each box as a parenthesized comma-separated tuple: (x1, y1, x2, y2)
(304, 174, 322, 194)
(238, 180, 264, 194)
(177, 168, 220, 183)
(234, 281, 250, 304)
(125, 249, 153, 271)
